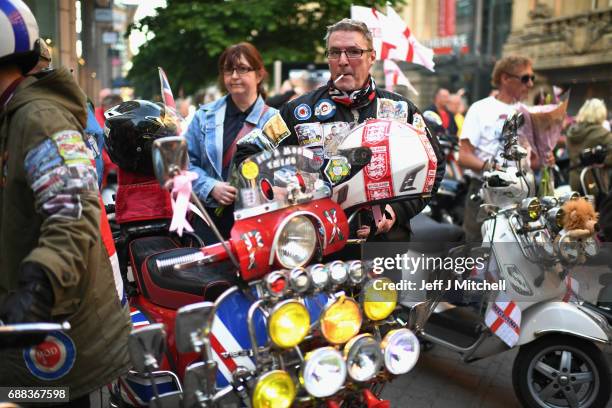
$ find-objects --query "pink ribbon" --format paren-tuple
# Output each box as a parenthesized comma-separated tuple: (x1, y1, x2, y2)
(169, 171, 198, 236)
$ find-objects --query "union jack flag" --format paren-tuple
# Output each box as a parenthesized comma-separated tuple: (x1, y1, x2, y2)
(158, 67, 175, 109)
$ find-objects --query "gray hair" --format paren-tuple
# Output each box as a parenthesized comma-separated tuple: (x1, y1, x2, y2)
(324, 18, 374, 50)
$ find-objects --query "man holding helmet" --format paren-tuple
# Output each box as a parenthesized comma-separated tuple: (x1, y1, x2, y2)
(237, 18, 445, 240)
(0, 0, 131, 404)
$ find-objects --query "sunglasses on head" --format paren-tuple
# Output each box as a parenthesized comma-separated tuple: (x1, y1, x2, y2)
(506, 72, 536, 84)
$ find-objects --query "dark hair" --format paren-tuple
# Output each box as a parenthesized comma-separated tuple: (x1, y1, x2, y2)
(218, 42, 268, 98)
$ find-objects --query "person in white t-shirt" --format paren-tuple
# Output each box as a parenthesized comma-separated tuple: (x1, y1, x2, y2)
(458, 55, 535, 241)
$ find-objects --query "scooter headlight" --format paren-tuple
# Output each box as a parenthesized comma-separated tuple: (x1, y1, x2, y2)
(252, 370, 295, 408)
(268, 300, 310, 348)
(545, 207, 564, 233)
(347, 260, 366, 285)
(275, 215, 317, 269)
(362, 278, 398, 321)
(532, 230, 555, 259)
(289, 267, 311, 293)
(344, 333, 383, 382)
(301, 347, 346, 398)
(557, 232, 579, 262)
(583, 236, 599, 257)
(307, 263, 329, 290)
(520, 197, 541, 221)
(328, 260, 348, 285)
(320, 296, 362, 345)
(381, 328, 420, 375)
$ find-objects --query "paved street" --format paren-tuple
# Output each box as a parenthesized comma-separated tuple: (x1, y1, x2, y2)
(383, 343, 612, 408)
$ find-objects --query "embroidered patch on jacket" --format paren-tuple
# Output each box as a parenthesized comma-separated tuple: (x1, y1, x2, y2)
(25, 132, 98, 220)
(377, 98, 408, 123)
(294, 103, 312, 121)
(314, 99, 336, 121)
(22, 331, 76, 381)
(295, 122, 323, 147)
(262, 113, 291, 146)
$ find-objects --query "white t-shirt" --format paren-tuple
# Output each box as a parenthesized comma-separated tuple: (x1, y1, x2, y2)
(460, 96, 519, 175)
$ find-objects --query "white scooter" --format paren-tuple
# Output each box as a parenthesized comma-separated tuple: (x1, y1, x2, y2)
(403, 113, 612, 408)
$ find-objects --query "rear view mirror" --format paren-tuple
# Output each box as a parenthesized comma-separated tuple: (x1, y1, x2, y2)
(175, 302, 215, 354)
(128, 323, 166, 373)
(152, 136, 189, 188)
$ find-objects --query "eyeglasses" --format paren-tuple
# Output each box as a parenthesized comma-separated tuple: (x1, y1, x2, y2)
(325, 48, 372, 60)
(223, 66, 255, 76)
(506, 73, 536, 84)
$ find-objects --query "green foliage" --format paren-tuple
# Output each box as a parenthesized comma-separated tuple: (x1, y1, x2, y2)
(127, 0, 402, 98)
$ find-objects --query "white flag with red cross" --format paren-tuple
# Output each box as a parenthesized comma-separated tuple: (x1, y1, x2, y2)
(383, 59, 419, 95)
(485, 292, 521, 347)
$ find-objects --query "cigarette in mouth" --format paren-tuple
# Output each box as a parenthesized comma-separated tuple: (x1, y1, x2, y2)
(334, 74, 345, 84)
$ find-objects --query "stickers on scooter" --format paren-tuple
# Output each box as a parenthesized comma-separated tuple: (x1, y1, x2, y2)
(503, 265, 533, 296)
(295, 123, 323, 147)
(324, 156, 350, 185)
(314, 99, 336, 121)
(324, 208, 344, 243)
(411, 112, 426, 131)
(294, 103, 312, 121)
(241, 230, 264, 270)
(377, 98, 408, 123)
(23, 331, 76, 380)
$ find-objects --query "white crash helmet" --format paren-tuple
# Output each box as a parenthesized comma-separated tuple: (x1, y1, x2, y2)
(0, 0, 40, 73)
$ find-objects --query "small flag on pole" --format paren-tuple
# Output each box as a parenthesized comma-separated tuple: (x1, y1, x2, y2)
(158, 67, 176, 109)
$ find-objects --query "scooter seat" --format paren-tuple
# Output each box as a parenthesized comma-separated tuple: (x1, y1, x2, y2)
(141, 247, 237, 309)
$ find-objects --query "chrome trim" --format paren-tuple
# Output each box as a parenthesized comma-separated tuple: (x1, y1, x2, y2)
(534, 329, 610, 345)
(268, 211, 326, 267)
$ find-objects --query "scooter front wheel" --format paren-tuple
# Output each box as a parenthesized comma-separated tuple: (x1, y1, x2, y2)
(512, 335, 611, 408)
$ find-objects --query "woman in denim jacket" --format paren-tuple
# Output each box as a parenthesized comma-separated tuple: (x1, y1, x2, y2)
(184, 42, 277, 243)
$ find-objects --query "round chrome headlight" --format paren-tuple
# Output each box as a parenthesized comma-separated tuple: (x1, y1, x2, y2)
(328, 260, 348, 285)
(275, 215, 317, 269)
(347, 260, 366, 285)
(307, 263, 329, 290)
(583, 236, 599, 257)
(557, 232, 579, 262)
(545, 207, 564, 233)
(381, 328, 420, 375)
(320, 296, 362, 345)
(252, 370, 295, 408)
(301, 347, 347, 398)
(532, 230, 555, 259)
(520, 197, 541, 221)
(289, 267, 311, 293)
(344, 334, 383, 382)
(268, 300, 310, 348)
(265, 270, 288, 298)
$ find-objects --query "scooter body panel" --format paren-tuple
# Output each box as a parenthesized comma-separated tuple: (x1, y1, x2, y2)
(518, 301, 610, 345)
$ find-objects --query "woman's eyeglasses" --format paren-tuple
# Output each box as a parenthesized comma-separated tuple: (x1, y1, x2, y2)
(223, 66, 255, 76)
(506, 73, 536, 84)
(325, 48, 372, 59)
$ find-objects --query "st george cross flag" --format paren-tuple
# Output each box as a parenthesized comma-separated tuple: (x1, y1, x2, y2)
(383, 5, 435, 71)
(158, 66, 176, 109)
(383, 59, 419, 95)
(485, 292, 521, 347)
(350, 5, 383, 56)
(562, 275, 580, 303)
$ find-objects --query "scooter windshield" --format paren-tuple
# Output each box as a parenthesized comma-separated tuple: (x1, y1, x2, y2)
(233, 146, 331, 216)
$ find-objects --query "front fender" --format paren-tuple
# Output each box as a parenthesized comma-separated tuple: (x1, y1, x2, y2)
(518, 301, 610, 345)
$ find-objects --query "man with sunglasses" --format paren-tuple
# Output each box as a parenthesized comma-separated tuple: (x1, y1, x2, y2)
(458, 55, 535, 241)
(237, 18, 444, 241)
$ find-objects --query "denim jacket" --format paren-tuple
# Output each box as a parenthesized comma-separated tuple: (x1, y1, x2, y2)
(184, 94, 277, 206)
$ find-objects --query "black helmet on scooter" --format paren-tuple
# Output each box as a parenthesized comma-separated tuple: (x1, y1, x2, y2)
(103, 100, 178, 176)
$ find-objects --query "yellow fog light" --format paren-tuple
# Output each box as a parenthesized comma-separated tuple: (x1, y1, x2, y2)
(320, 296, 362, 345)
(252, 370, 295, 408)
(520, 197, 541, 221)
(268, 300, 310, 348)
(362, 278, 398, 321)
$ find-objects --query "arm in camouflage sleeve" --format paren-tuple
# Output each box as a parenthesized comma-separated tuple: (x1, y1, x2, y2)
(390, 107, 446, 228)
(21, 108, 102, 314)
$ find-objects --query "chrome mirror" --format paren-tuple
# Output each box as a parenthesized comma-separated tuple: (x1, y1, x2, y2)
(152, 136, 189, 188)
(175, 302, 215, 354)
(128, 323, 166, 373)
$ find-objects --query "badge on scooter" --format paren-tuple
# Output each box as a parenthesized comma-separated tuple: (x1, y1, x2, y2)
(241, 161, 259, 180)
(324, 156, 350, 184)
(314, 99, 336, 121)
(23, 331, 76, 380)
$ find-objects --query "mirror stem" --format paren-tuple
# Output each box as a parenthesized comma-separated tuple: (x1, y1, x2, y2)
(190, 192, 241, 270)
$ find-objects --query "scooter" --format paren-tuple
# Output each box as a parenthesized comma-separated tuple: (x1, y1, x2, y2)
(110, 117, 440, 407)
(402, 113, 612, 408)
